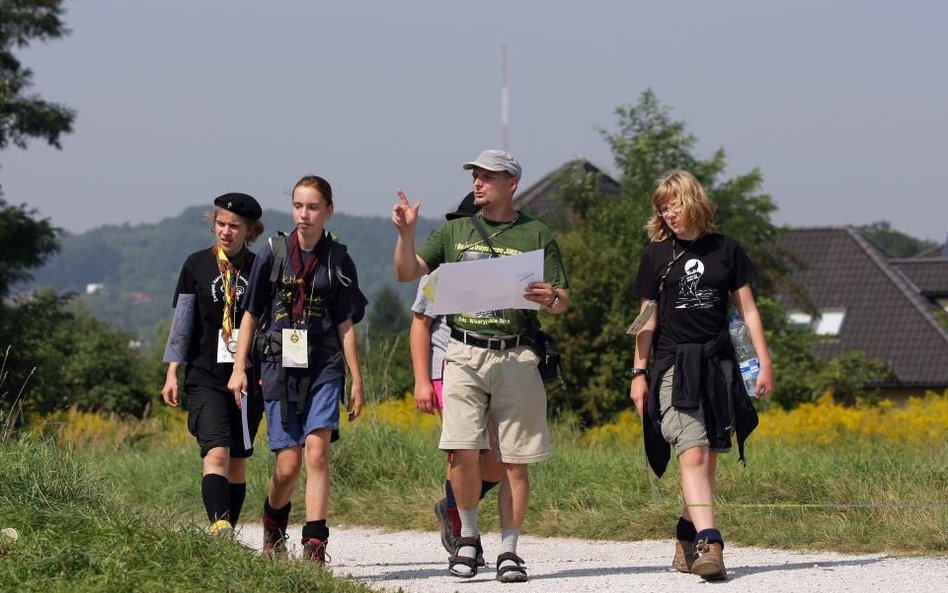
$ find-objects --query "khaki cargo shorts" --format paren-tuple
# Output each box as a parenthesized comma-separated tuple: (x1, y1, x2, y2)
(439, 340, 551, 464)
(658, 364, 734, 456)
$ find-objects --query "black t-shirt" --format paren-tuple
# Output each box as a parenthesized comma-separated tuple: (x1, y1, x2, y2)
(242, 237, 368, 401)
(633, 233, 757, 357)
(172, 247, 255, 387)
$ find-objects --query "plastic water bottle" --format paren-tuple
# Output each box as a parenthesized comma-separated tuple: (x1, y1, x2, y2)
(728, 313, 760, 397)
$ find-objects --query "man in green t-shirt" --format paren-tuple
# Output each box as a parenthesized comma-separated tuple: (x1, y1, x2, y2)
(392, 149, 570, 583)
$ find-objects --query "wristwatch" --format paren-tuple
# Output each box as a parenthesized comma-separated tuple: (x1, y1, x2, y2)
(547, 288, 561, 309)
(627, 367, 649, 380)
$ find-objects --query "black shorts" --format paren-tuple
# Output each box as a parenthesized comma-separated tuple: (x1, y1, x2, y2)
(186, 384, 264, 458)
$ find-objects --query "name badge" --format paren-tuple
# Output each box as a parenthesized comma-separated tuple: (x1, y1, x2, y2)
(282, 328, 308, 368)
(217, 328, 239, 363)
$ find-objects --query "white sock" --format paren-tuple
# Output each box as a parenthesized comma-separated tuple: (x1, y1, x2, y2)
(451, 507, 479, 576)
(499, 528, 520, 567)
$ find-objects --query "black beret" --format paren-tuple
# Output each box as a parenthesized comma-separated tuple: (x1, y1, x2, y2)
(214, 192, 262, 221)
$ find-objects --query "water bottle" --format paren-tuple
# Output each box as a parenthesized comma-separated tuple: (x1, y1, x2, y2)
(728, 313, 760, 397)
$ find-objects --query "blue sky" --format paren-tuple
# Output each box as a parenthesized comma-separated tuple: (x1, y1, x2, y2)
(2, 0, 946, 242)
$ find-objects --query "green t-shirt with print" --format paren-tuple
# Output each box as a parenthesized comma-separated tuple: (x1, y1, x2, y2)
(417, 212, 569, 337)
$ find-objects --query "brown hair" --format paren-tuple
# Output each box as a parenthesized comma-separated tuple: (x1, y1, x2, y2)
(644, 170, 716, 242)
(203, 207, 265, 245)
(292, 175, 333, 206)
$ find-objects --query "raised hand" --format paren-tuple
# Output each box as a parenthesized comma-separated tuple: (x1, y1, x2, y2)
(391, 189, 421, 233)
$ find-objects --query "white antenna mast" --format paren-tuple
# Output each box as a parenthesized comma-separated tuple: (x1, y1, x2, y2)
(501, 44, 509, 152)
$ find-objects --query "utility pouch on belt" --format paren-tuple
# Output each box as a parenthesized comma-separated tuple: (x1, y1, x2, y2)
(534, 330, 561, 382)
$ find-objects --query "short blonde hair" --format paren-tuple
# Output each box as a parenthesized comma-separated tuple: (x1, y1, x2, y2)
(645, 170, 716, 242)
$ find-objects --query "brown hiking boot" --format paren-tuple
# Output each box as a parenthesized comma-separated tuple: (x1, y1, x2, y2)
(691, 539, 727, 581)
(262, 513, 288, 557)
(671, 539, 697, 573)
(302, 537, 330, 566)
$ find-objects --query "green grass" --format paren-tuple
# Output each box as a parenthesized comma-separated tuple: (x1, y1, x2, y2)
(96, 415, 946, 555)
(2, 415, 944, 591)
(0, 437, 377, 593)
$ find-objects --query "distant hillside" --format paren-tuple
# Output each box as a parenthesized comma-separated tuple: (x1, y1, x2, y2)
(26, 207, 439, 338)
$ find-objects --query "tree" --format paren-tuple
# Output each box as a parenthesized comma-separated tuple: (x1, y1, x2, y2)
(0, 0, 74, 296)
(0, 196, 58, 297)
(367, 284, 410, 337)
(544, 90, 788, 424)
(858, 221, 937, 258)
(0, 0, 75, 150)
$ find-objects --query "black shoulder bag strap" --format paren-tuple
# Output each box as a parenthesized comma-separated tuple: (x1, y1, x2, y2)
(470, 214, 502, 258)
(626, 241, 690, 336)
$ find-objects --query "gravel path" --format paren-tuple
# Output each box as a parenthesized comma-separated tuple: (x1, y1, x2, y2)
(236, 524, 947, 593)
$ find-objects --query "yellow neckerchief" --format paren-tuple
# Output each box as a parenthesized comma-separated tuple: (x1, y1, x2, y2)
(214, 244, 239, 340)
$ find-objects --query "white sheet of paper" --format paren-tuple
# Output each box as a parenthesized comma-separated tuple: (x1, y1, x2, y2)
(430, 249, 544, 316)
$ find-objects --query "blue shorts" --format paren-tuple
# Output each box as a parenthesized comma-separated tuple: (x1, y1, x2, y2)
(265, 380, 342, 450)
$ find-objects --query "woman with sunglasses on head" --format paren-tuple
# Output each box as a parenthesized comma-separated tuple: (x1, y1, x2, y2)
(629, 170, 773, 581)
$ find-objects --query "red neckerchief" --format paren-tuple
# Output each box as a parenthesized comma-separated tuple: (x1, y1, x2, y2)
(287, 229, 326, 324)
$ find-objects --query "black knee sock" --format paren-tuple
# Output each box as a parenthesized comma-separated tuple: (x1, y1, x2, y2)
(676, 516, 697, 541)
(201, 474, 231, 523)
(480, 480, 500, 499)
(264, 498, 291, 524)
(302, 519, 329, 541)
(696, 528, 724, 547)
(229, 482, 247, 526)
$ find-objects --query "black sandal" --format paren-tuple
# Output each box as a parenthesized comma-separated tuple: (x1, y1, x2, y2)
(448, 536, 482, 578)
(496, 552, 528, 583)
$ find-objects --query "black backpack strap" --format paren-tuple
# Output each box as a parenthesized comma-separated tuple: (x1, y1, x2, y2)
(268, 232, 289, 285)
(325, 234, 352, 289)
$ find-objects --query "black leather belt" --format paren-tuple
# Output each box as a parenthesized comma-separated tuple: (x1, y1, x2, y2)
(450, 327, 533, 351)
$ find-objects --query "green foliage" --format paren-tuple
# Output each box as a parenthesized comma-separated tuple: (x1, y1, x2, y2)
(366, 284, 410, 336)
(359, 332, 413, 402)
(0, 0, 75, 151)
(26, 207, 438, 339)
(808, 350, 896, 406)
(858, 221, 937, 258)
(0, 291, 150, 418)
(0, 198, 60, 298)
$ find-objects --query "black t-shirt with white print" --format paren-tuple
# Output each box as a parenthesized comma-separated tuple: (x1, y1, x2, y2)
(172, 247, 255, 388)
(633, 233, 757, 358)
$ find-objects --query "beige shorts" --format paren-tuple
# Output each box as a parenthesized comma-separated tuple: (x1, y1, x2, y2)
(658, 364, 734, 456)
(439, 340, 551, 464)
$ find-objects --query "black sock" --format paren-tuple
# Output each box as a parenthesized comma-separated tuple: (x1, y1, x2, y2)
(696, 528, 724, 547)
(302, 519, 329, 541)
(264, 498, 291, 524)
(676, 517, 697, 541)
(201, 474, 231, 523)
(480, 480, 500, 500)
(229, 482, 247, 526)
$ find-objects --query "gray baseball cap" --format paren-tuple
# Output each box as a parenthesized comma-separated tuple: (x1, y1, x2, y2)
(462, 149, 522, 178)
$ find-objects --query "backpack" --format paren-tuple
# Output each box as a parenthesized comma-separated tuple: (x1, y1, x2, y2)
(254, 230, 351, 353)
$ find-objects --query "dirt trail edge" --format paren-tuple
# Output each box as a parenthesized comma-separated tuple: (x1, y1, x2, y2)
(235, 524, 947, 593)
